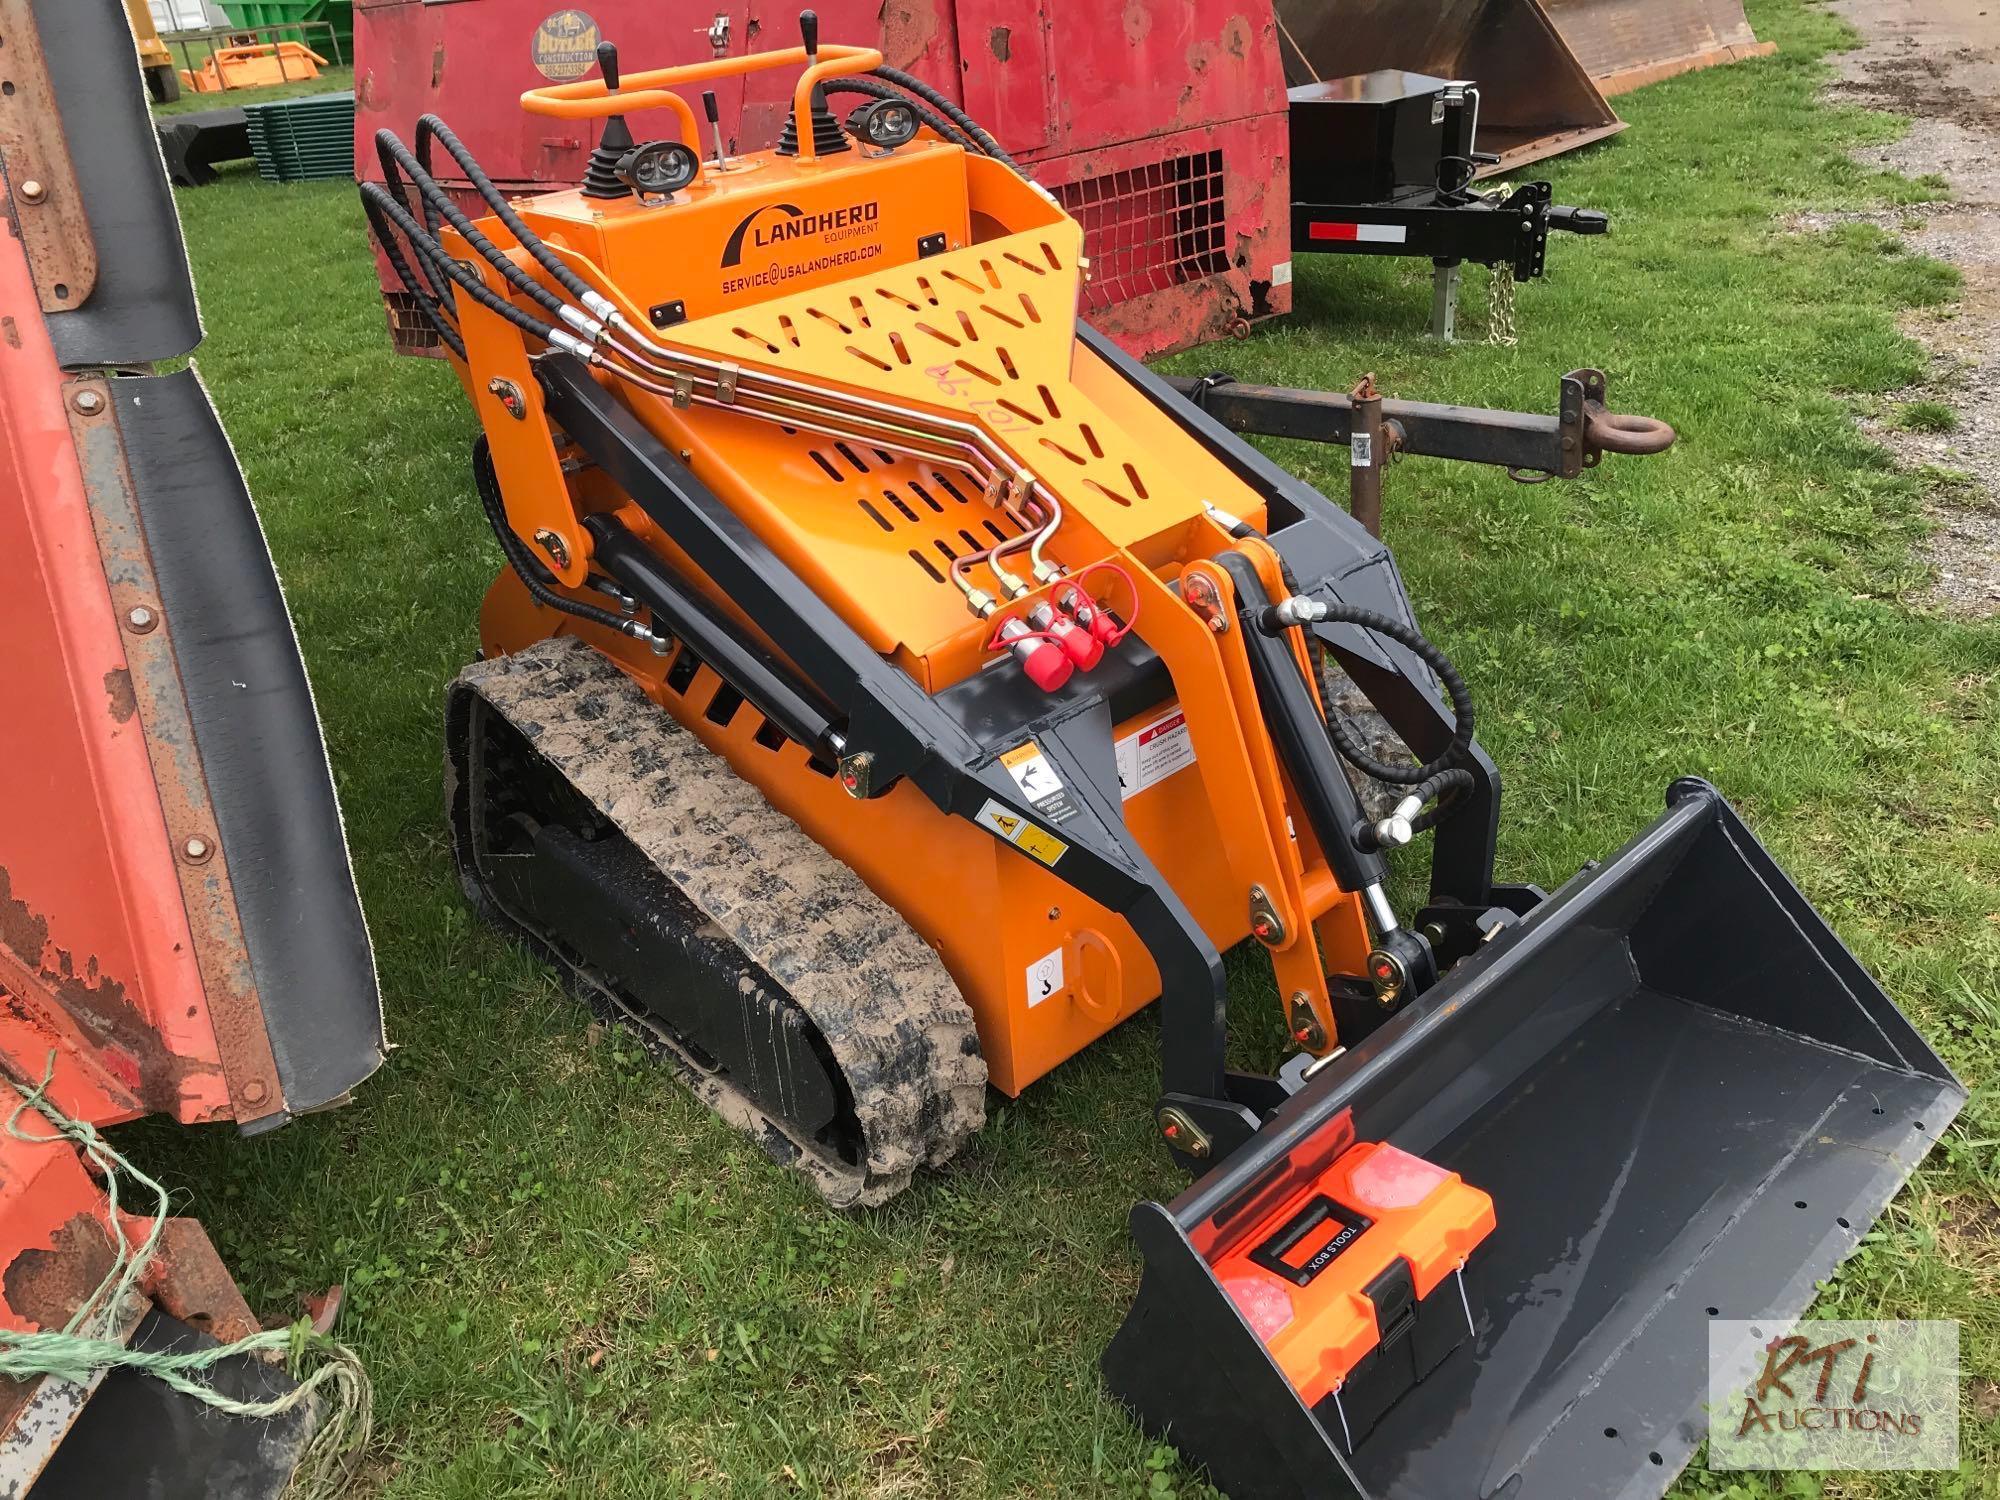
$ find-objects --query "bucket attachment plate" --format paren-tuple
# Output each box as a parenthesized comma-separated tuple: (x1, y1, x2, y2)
(1105, 781, 1963, 1499)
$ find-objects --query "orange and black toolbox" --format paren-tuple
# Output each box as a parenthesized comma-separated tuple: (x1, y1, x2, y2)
(1208, 1138, 1493, 1450)
(1106, 1106, 1495, 1492)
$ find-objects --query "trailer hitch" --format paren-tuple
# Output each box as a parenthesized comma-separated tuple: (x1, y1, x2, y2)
(1170, 367, 1674, 533)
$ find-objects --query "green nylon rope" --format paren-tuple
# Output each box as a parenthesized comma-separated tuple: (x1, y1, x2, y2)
(0, 1057, 372, 1500)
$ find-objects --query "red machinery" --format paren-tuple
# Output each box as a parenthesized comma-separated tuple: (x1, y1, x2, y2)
(355, 2, 1293, 358)
(1, 2, 383, 1490)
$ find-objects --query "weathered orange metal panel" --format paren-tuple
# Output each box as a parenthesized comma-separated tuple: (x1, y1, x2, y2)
(0, 229, 230, 1129)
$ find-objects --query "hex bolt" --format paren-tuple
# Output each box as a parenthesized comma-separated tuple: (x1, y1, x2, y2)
(125, 605, 158, 634)
(70, 388, 104, 416)
(18, 180, 45, 204)
(241, 1079, 269, 1105)
(182, 836, 214, 863)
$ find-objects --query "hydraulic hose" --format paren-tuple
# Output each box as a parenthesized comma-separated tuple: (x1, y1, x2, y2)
(375, 131, 575, 327)
(359, 187, 466, 358)
(472, 436, 650, 640)
(869, 65, 1018, 169)
(1298, 603, 1476, 787)
(413, 115, 608, 319)
(1243, 546, 1478, 840)
(357, 182, 590, 357)
(820, 78, 980, 153)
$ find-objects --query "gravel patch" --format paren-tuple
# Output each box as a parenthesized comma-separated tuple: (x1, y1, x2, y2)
(1819, 0, 2000, 618)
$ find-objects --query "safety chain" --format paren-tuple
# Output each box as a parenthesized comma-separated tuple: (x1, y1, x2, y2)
(1487, 263, 1518, 347)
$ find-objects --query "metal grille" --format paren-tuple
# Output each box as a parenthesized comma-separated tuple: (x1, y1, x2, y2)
(1054, 151, 1229, 312)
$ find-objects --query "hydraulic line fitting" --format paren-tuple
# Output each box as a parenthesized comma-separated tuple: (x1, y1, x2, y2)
(993, 616, 1073, 693)
(1055, 584, 1123, 647)
(1030, 601, 1103, 671)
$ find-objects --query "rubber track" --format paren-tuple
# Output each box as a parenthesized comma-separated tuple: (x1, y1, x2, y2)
(449, 638, 987, 1207)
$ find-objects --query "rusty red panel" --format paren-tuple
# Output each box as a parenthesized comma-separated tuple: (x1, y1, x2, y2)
(953, 0, 1054, 153)
(1033, 113, 1293, 358)
(1037, 3, 1285, 158)
(0, 213, 229, 1129)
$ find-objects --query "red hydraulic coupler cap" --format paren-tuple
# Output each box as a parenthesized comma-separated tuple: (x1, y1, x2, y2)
(1016, 638, 1074, 692)
(1085, 607, 1124, 644)
(1050, 617, 1104, 670)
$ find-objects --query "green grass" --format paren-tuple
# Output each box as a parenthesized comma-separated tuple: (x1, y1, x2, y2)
(135, 1, 1999, 1495)
(152, 61, 353, 117)
(1897, 399, 1961, 434)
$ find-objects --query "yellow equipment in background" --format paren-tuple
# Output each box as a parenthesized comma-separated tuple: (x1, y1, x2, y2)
(180, 39, 324, 94)
(124, 0, 182, 103)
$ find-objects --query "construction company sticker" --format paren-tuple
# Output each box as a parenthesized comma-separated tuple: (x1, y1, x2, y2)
(1025, 946, 1064, 1007)
(531, 9, 599, 82)
(974, 798, 1069, 868)
(1114, 709, 1196, 801)
(999, 740, 1078, 825)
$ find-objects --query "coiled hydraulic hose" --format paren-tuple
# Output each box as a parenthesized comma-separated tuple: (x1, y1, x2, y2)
(472, 436, 661, 643)
(1273, 597, 1477, 840)
(358, 181, 589, 359)
(358, 187, 466, 358)
(871, 64, 1018, 169)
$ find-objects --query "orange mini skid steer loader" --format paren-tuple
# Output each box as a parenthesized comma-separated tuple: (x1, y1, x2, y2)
(360, 16, 1963, 1496)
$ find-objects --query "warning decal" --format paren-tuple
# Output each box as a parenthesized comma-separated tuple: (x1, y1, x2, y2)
(974, 799, 1068, 868)
(1000, 741, 1079, 825)
(1114, 709, 1197, 801)
(1026, 946, 1064, 1007)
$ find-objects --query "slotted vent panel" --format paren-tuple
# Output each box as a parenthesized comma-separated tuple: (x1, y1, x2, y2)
(794, 440, 1028, 589)
(674, 225, 1160, 531)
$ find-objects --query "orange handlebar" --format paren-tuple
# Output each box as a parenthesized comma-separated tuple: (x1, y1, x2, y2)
(520, 43, 884, 166)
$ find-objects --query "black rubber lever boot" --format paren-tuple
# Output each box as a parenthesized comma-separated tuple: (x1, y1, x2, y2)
(581, 39, 636, 198)
(776, 10, 850, 157)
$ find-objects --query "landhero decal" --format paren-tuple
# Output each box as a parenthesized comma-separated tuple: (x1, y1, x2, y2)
(719, 201, 885, 291)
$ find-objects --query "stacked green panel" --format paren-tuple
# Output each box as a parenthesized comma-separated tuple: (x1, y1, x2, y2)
(243, 91, 355, 183)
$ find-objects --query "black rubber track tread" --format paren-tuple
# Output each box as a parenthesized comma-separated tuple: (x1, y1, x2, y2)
(448, 638, 986, 1207)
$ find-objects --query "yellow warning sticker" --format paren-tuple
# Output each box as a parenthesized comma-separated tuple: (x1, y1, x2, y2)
(973, 798, 1068, 867)
(1014, 825, 1069, 867)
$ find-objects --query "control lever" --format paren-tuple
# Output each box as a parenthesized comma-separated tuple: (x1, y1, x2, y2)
(581, 40, 637, 199)
(776, 9, 849, 157)
(703, 89, 728, 170)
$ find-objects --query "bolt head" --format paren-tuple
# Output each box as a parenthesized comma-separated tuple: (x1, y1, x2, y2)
(182, 836, 212, 862)
(19, 180, 45, 204)
(71, 389, 104, 415)
(241, 1079, 268, 1105)
(126, 605, 157, 633)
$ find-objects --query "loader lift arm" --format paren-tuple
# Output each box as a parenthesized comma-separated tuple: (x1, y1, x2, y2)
(536, 353, 1253, 1148)
(537, 337, 1530, 1166)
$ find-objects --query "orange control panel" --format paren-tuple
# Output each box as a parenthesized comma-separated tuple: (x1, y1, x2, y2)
(1212, 1141, 1495, 1407)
